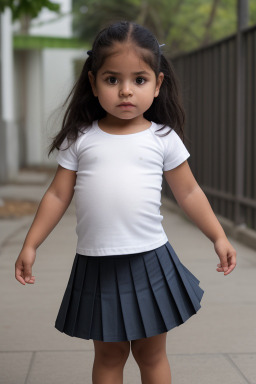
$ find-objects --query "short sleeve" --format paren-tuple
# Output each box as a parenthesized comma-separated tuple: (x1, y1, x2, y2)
(163, 130, 190, 171)
(56, 138, 78, 171)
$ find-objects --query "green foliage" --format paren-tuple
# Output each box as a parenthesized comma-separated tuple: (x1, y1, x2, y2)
(0, 0, 60, 20)
(250, 0, 256, 25)
(166, 0, 237, 54)
(72, 0, 139, 41)
(0, 0, 12, 13)
(72, 0, 255, 55)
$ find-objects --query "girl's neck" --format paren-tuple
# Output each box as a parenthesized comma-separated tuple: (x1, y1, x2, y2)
(98, 115, 151, 135)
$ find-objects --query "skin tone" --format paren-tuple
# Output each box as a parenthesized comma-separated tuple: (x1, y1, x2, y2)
(15, 42, 236, 384)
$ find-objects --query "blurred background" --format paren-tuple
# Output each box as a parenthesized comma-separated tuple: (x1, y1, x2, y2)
(0, 4, 256, 383)
(0, 0, 256, 235)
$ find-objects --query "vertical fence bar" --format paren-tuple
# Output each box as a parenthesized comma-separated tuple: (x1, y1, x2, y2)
(220, 42, 227, 216)
(245, 32, 253, 228)
(253, 31, 256, 229)
(234, 0, 248, 225)
(227, 39, 236, 222)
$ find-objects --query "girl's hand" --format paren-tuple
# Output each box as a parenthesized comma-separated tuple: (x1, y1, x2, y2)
(15, 247, 36, 285)
(214, 237, 237, 276)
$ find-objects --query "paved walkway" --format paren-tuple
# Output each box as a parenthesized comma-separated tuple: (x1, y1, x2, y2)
(0, 170, 256, 384)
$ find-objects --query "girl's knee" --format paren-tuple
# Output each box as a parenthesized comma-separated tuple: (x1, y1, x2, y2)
(131, 333, 167, 367)
(94, 340, 130, 367)
(132, 346, 166, 367)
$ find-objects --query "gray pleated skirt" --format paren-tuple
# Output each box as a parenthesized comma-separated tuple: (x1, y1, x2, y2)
(55, 241, 204, 342)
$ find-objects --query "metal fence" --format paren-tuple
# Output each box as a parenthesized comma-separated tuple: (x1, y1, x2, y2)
(163, 25, 256, 230)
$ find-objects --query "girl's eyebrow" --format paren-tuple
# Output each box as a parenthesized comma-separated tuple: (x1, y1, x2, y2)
(133, 71, 151, 76)
(101, 70, 151, 76)
(101, 71, 121, 76)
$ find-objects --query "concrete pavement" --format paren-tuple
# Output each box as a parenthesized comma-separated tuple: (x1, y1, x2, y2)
(0, 169, 256, 384)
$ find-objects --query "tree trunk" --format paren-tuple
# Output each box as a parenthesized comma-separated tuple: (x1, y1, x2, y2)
(201, 0, 221, 46)
(20, 14, 31, 34)
(136, 0, 149, 26)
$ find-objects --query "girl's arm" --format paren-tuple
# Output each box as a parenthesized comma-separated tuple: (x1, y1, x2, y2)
(15, 165, 77, 285)
(163, 161, 236, 276)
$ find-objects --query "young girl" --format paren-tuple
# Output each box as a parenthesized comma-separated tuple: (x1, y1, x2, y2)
(15, 21, 236, 384)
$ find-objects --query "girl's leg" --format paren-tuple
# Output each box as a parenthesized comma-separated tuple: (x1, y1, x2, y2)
(92, 339, 130, 384)
(131, 332, 171, 384)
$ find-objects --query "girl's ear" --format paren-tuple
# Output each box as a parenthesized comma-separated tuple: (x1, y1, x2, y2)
(154, 72, 164, 97)
(88, 71, 98, 97)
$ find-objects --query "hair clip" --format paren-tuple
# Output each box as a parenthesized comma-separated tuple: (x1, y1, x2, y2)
(159, 44, 165, 48)
(87, 50, 92, 56)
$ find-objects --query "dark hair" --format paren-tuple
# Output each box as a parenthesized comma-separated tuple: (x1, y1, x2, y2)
(48, 21, 185, 155)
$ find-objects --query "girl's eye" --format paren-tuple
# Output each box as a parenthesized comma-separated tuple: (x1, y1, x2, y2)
(107, 77, 118, 85)
(136, 77, 146, 85)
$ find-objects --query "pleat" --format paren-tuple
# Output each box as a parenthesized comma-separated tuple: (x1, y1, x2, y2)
(182, 264, 200, 285)
(55, 254, 79, 331)
(62, 255, 88, 335)
(115, 257, 146, 340)
(165, 242, 204, 310)
(100, 257, 127, 341)
(182, 264, 204, 301)
(156, 243, 203, 322)
(129, 251, 167, 338)
(74, 258, 99, 339)
(89, 261, 103, 341)
(143, 250, 183, 330)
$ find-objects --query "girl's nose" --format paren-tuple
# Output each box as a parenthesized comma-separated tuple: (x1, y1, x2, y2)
(119, 83, 133, 97)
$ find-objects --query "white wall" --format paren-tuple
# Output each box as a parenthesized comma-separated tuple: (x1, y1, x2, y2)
(25, 50, 44, 165)
(14, 48, 84, 167)
(41, 48, 85, 165)
(0, 8, 19, 181)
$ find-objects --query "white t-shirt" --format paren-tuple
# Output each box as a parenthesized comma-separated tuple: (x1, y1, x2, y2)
(57, 120, 190, 256)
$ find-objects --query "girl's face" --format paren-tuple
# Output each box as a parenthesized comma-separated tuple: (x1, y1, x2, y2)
(88, 43, 164, 126)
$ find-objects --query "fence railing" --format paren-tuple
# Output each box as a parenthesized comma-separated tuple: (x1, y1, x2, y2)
(163, 25, 256, 231)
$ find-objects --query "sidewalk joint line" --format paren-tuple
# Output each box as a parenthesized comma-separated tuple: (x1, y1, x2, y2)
(166, 352, 256, 357)
(24, 351, 36, 384)
(0, 349, 93, 353)
(224, 353, 251, 384)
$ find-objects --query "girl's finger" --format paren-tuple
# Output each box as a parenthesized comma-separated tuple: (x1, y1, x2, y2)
(15, 270, 26, 285)
(15, 260, 26, 284)
(224, 252, 237, 275)
(217, 258, 236, 275)
(23, 263, 32, 283)
(26, 276, 35, 284)
(15, 272, 35, 285)
(228, 252, 237, 266)
(217, 250, 229, 271)
(224, 261, 237, 275)
(217, 262, 227, 271)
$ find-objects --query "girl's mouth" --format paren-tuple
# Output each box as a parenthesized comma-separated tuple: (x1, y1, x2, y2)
(118, 103, 135, 108)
